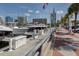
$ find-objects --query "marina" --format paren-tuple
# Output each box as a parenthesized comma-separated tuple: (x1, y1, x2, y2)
(1, 3, 79, 56)
(0, 21, 55, 56)
(0, 26, 55, 56)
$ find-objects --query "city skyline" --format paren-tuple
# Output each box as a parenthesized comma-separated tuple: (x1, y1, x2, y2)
(0, 3, 71, 23)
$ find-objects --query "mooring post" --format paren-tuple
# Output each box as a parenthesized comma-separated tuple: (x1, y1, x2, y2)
(9, 39, 13, 51)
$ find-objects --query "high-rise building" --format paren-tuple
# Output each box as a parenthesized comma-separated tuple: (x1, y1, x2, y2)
(5, 16, 13, 22)
(17, 16, 27, 27)
(50, 9, 56, 27)
(0, 16, 5, 25)
(5, 16, 14, 27)
(33, 18, 47, 25)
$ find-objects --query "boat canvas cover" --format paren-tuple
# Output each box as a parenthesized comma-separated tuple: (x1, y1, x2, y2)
(0, 25, 13, 31)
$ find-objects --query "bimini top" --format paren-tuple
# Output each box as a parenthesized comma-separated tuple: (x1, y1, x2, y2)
(0, 25, 13, 31)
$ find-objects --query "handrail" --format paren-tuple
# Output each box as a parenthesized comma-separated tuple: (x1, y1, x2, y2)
(25, 29, 54, 56)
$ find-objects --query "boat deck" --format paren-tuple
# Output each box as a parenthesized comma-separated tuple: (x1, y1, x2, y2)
(0, 31, 48, 56)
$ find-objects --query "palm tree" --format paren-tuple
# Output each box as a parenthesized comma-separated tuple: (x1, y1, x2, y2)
(61, 13, 70, 30)
(64, 13, 69, 29)
(60, 16, 67, 25)
(68, 3, 79, 32)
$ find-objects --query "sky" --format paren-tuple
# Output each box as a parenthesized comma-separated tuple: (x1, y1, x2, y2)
(0, 3, 71, 23)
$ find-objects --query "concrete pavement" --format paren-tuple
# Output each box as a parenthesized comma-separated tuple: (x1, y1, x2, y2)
(52, 27, 79, 56)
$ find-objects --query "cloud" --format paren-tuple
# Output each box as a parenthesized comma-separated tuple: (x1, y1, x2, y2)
(56, 10, 63, 14)
(35, 10, 40, 14)
(28, 9, 33, 13)
(25, 13, 30, 16)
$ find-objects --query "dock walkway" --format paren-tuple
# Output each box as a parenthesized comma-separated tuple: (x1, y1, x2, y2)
(0, 30, 50, 56)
